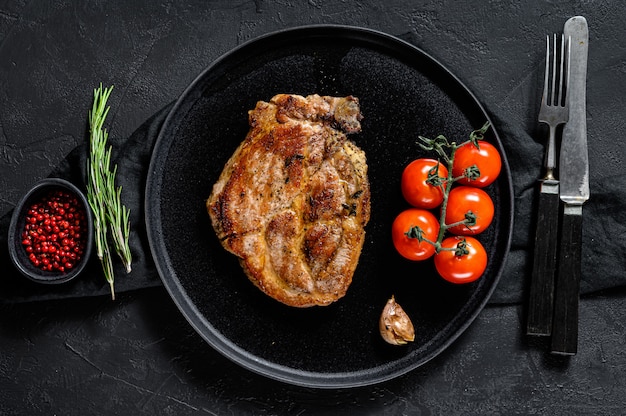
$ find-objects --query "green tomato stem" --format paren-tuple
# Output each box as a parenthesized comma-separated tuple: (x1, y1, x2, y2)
(435, 142, 458, 247)
(408, 123, 491, 256)
(420, 122, 490, 253)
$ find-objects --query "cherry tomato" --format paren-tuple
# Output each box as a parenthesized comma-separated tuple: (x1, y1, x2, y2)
(444, 186, 494, 235)
(392, 208, 440, 261)
(434, 236, 487, 284)
(401, 158, 449, 209)
(452, 141, 502, 188)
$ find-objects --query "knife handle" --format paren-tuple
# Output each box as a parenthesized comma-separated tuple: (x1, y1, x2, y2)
(551, 205, 583, 355)
(526, 180, 560, 336)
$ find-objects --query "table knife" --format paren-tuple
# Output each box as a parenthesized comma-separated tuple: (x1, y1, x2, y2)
(551, 16, 589, 355)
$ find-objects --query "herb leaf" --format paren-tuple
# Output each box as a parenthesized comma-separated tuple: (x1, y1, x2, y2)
(87, 84, 132, 300)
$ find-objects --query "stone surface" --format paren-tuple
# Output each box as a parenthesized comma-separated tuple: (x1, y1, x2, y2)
(1, 1, 626, 414)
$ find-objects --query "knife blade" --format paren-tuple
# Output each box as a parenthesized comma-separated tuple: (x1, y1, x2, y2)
(551, 16, 589, 355)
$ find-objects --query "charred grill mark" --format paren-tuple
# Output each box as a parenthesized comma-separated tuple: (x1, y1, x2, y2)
(210, 194, 232, 236)
(302, 222, 344, 278)
(307, 187, 338, 222)
(285, 153, 305, 168)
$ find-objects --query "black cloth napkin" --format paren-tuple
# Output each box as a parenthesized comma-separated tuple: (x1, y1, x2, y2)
(0, 103, 173, 303)
(1, 100, 625, 305)
(491, 111, 626, 303)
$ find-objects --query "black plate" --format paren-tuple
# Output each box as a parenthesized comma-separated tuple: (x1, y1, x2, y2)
(145, 25, 514, 388)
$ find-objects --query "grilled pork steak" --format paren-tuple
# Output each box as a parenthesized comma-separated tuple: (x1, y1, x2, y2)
(207, 94, 370, 307)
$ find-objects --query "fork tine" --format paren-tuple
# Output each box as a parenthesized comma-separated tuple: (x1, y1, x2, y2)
(542, 35, 549, 104)
(551, 34, 557, 105)
(558, 34, 565, 106)
(543, 34, 570, 108)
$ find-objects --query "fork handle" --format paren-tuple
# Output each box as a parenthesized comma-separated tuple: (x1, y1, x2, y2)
(526, 180, 560, 336)
(544, 125, 558, 177)
(551, 204, 583, 355)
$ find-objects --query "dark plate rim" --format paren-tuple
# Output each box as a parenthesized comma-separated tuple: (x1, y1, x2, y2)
(145, 24, 514, 389)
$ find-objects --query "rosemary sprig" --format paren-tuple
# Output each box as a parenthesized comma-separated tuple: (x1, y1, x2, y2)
(106, 163, 132, 273)
(87, 84, 132, 300)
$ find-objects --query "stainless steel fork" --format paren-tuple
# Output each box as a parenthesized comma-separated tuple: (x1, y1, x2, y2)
(539, 34, 570, 181)
(526, 34, 570, 336)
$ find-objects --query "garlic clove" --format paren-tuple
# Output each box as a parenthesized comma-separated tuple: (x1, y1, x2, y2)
(379, 295, 415, 345)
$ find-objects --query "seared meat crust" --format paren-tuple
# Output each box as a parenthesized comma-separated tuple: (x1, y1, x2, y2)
(207, 94, 370, 307)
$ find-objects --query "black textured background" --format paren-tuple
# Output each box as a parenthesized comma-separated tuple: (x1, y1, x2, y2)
(2, 1, 626, 414)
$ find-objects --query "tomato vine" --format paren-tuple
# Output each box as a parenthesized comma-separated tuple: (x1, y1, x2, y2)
(411, 121, 491, 253)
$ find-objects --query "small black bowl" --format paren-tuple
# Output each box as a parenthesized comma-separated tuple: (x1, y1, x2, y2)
(8, 178, 94, 284)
